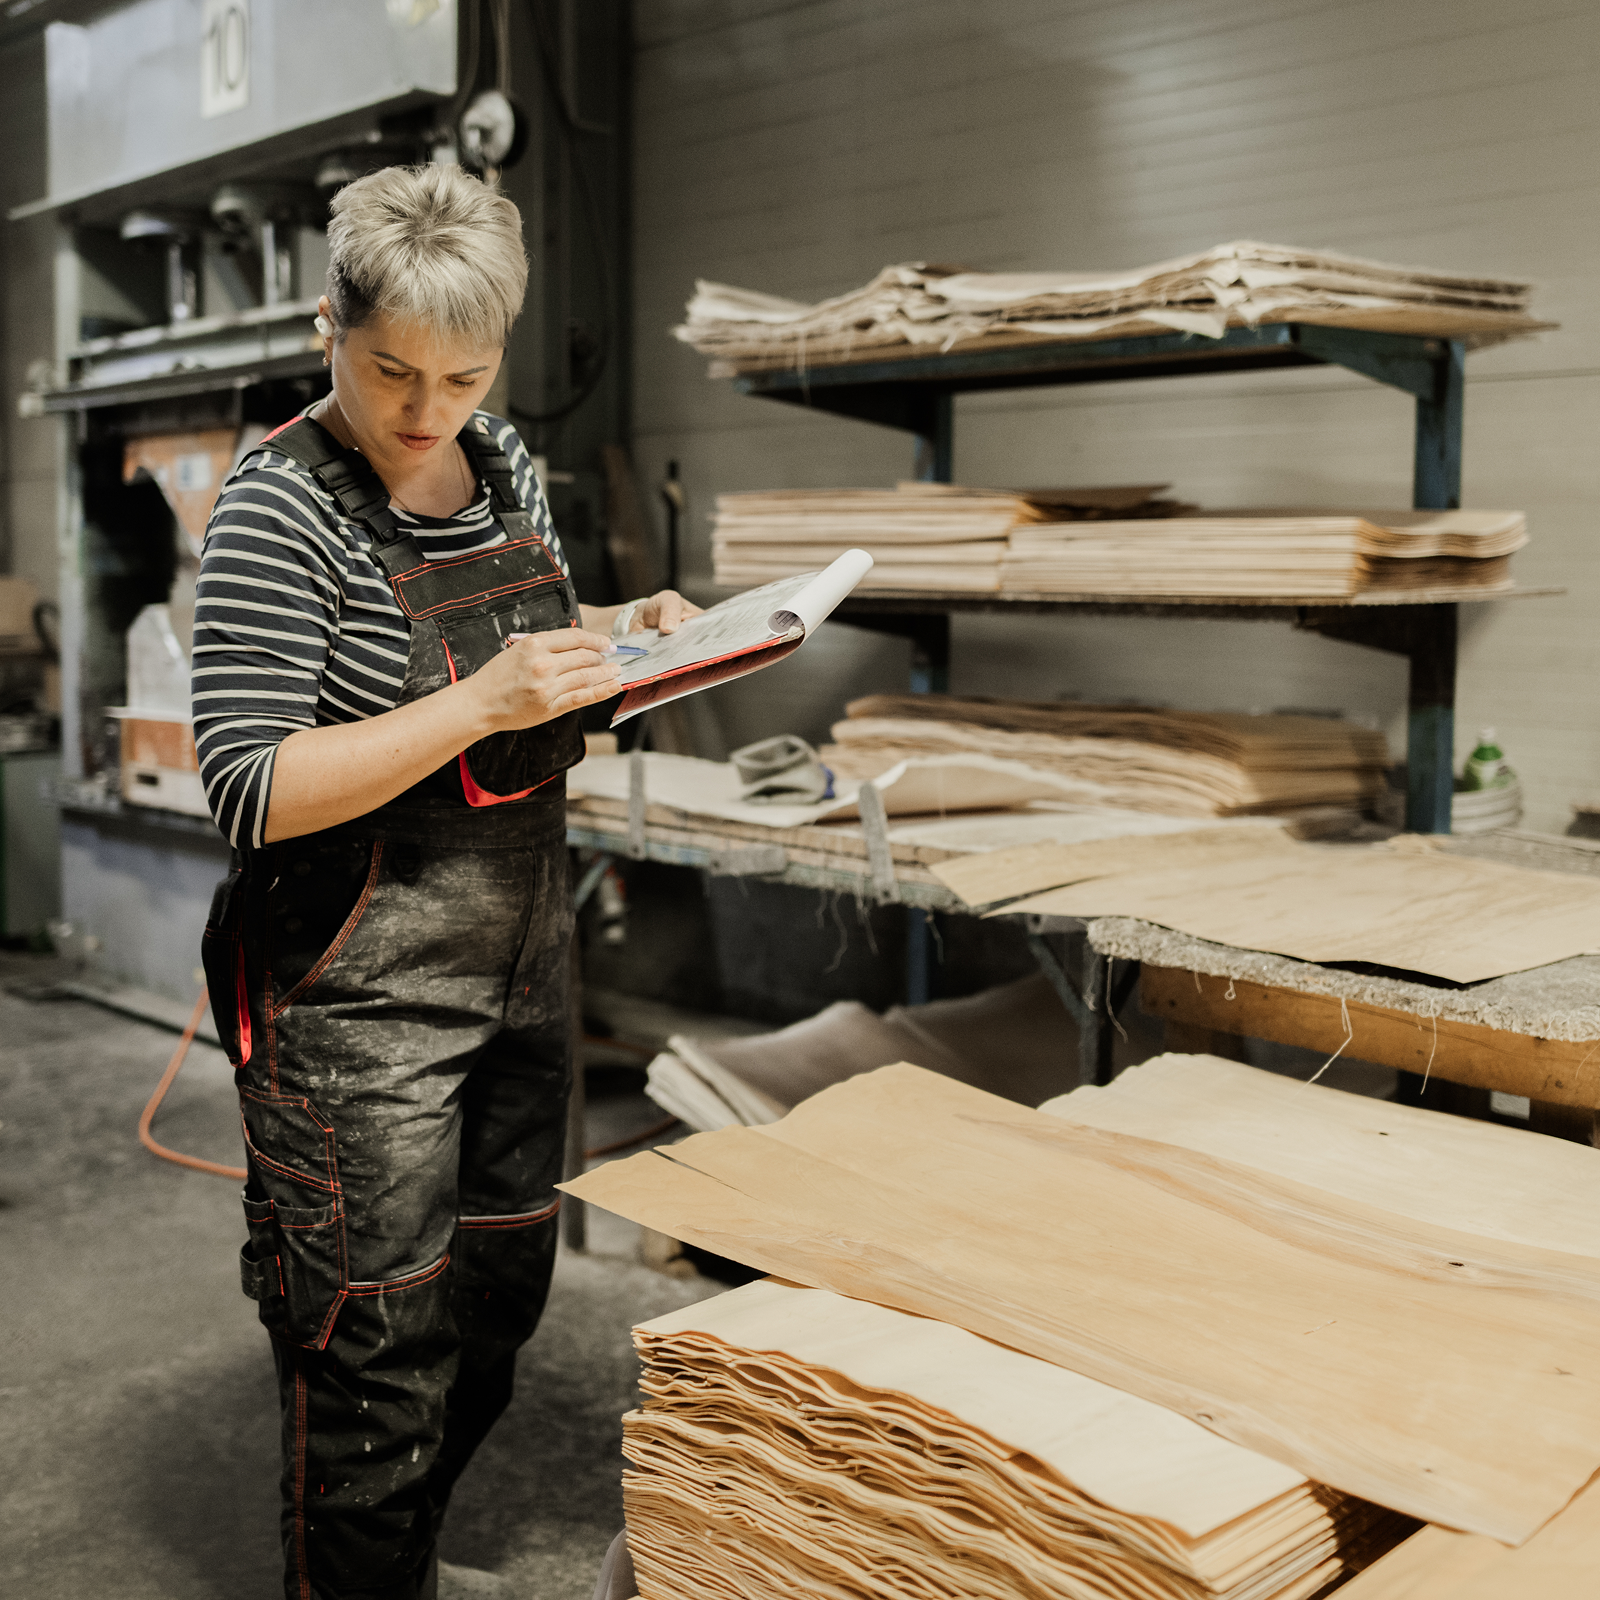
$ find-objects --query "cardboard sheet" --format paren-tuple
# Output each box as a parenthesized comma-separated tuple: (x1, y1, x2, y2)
(565, 1064, 1600, 1543)
(1005, 842, 1600, 984)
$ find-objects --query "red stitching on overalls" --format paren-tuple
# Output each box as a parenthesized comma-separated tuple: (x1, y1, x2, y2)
(457, 1198, 561, 1230)
(238, 1104, 349, 1350)
(237, 1093, 343, 1195)
(292, 1361, 311, 1600)
(399, 536, 547, 577)
(272, 842, 386, 1018)
(346, 1253, 452, 1297)
(308, 1289, 347, 1351)
(392, 540, 562, 619)
(238, 1127, 339, 1195)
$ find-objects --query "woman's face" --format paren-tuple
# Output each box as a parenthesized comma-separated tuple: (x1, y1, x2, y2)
(320, 295, 504, 478)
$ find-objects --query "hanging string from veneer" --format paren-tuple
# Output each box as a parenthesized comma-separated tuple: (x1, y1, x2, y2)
(1306, 995, 1354, 1087)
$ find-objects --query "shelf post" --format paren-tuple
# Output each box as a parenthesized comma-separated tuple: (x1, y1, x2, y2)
(912, 391, 954, 484)
(1408, 339, 1464, 832)
(1404, 604, 1458, 835)
(1414, 340, 1464, 512)
(907, 389, 953, 1005)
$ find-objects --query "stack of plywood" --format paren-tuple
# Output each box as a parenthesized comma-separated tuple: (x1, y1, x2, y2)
(711, 482, 1191, 593)
(827, 694, 1390, 817)
(1001, 509, 1526, 598)
(676, 241, 1547, 375)
(627, 1279, 1413, 1600)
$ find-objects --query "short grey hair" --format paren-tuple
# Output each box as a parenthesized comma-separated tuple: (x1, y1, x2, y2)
(324, 165, 527, 349)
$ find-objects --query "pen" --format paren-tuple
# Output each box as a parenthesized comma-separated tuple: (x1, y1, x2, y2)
(505, 633, 647, 657)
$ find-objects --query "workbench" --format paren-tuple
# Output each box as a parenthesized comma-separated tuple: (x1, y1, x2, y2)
(567, 796, 1600, 1145)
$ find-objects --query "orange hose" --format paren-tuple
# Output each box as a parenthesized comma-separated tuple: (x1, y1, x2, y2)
(139, 994, 670, 1179)
(584, 1114, 679, 1161)
(138, 988, 247, 1182)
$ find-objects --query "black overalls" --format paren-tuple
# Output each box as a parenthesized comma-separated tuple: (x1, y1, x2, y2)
(201, 416, 585, 1600)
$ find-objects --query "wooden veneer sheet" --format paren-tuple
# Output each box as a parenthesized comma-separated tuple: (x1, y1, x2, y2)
(1041, 1054, 1600, 1258)
(1336, 1476, 1600, 1600)
(999, 842, 1600, 984)
(563, 1064, 1600, 1544)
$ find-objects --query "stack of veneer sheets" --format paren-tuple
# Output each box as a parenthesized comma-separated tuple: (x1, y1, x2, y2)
(827, 693, 1390, 818)
(646, 973, 1075, 1131)
(629, 1281, 1408, 1600)
(676, 240, 1547, 375)
(568, 1057, 1600, 1600)
(1002, 508, 1526, 598)
(712, 482, 1193, 593)
(713, 486, 1525, 599)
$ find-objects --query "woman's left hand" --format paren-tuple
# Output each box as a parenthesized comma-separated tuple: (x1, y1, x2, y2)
(630, 590, 704, 635)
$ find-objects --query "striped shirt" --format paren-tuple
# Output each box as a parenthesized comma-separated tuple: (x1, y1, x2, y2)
(191, 411, 570, 849)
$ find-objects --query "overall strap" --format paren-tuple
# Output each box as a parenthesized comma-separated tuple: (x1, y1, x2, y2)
(255, 416, 426, 579)
(456, 417, 522, 515)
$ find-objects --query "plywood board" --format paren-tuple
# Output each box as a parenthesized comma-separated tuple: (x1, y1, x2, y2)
(1135, 969, 1600, 1109)
(564, 1064, 1600, 1542)
(1005, 845, 1600, 983)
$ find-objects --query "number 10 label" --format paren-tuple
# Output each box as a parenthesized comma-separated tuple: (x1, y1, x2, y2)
(201, 0, 250, 119)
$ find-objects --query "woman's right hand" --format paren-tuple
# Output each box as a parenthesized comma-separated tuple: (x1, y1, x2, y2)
(464, 627, 623, 733)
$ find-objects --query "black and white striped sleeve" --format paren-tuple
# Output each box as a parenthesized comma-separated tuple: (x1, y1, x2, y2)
(489, 414, 571, 580)
(190, 459, 347, 849)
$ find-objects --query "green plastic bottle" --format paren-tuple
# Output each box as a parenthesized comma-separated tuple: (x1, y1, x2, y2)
(1462, 727, 1514, 791)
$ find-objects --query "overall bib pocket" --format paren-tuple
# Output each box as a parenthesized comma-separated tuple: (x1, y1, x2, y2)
(268, 839, 385, 1014)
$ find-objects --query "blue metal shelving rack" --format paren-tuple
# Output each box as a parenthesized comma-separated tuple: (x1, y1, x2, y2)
(733, 321, 1471, 838)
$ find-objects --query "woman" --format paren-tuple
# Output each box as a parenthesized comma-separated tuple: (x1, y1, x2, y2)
(193, 164, 697, 1600)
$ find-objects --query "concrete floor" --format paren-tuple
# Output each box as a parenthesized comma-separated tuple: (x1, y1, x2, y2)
(0, 954, 719, 1600)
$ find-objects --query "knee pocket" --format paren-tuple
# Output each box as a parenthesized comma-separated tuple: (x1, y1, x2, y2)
(238, 1089, 347, 1348)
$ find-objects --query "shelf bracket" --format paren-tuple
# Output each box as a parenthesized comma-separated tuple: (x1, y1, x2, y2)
(1291, 326, 1441, 400)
